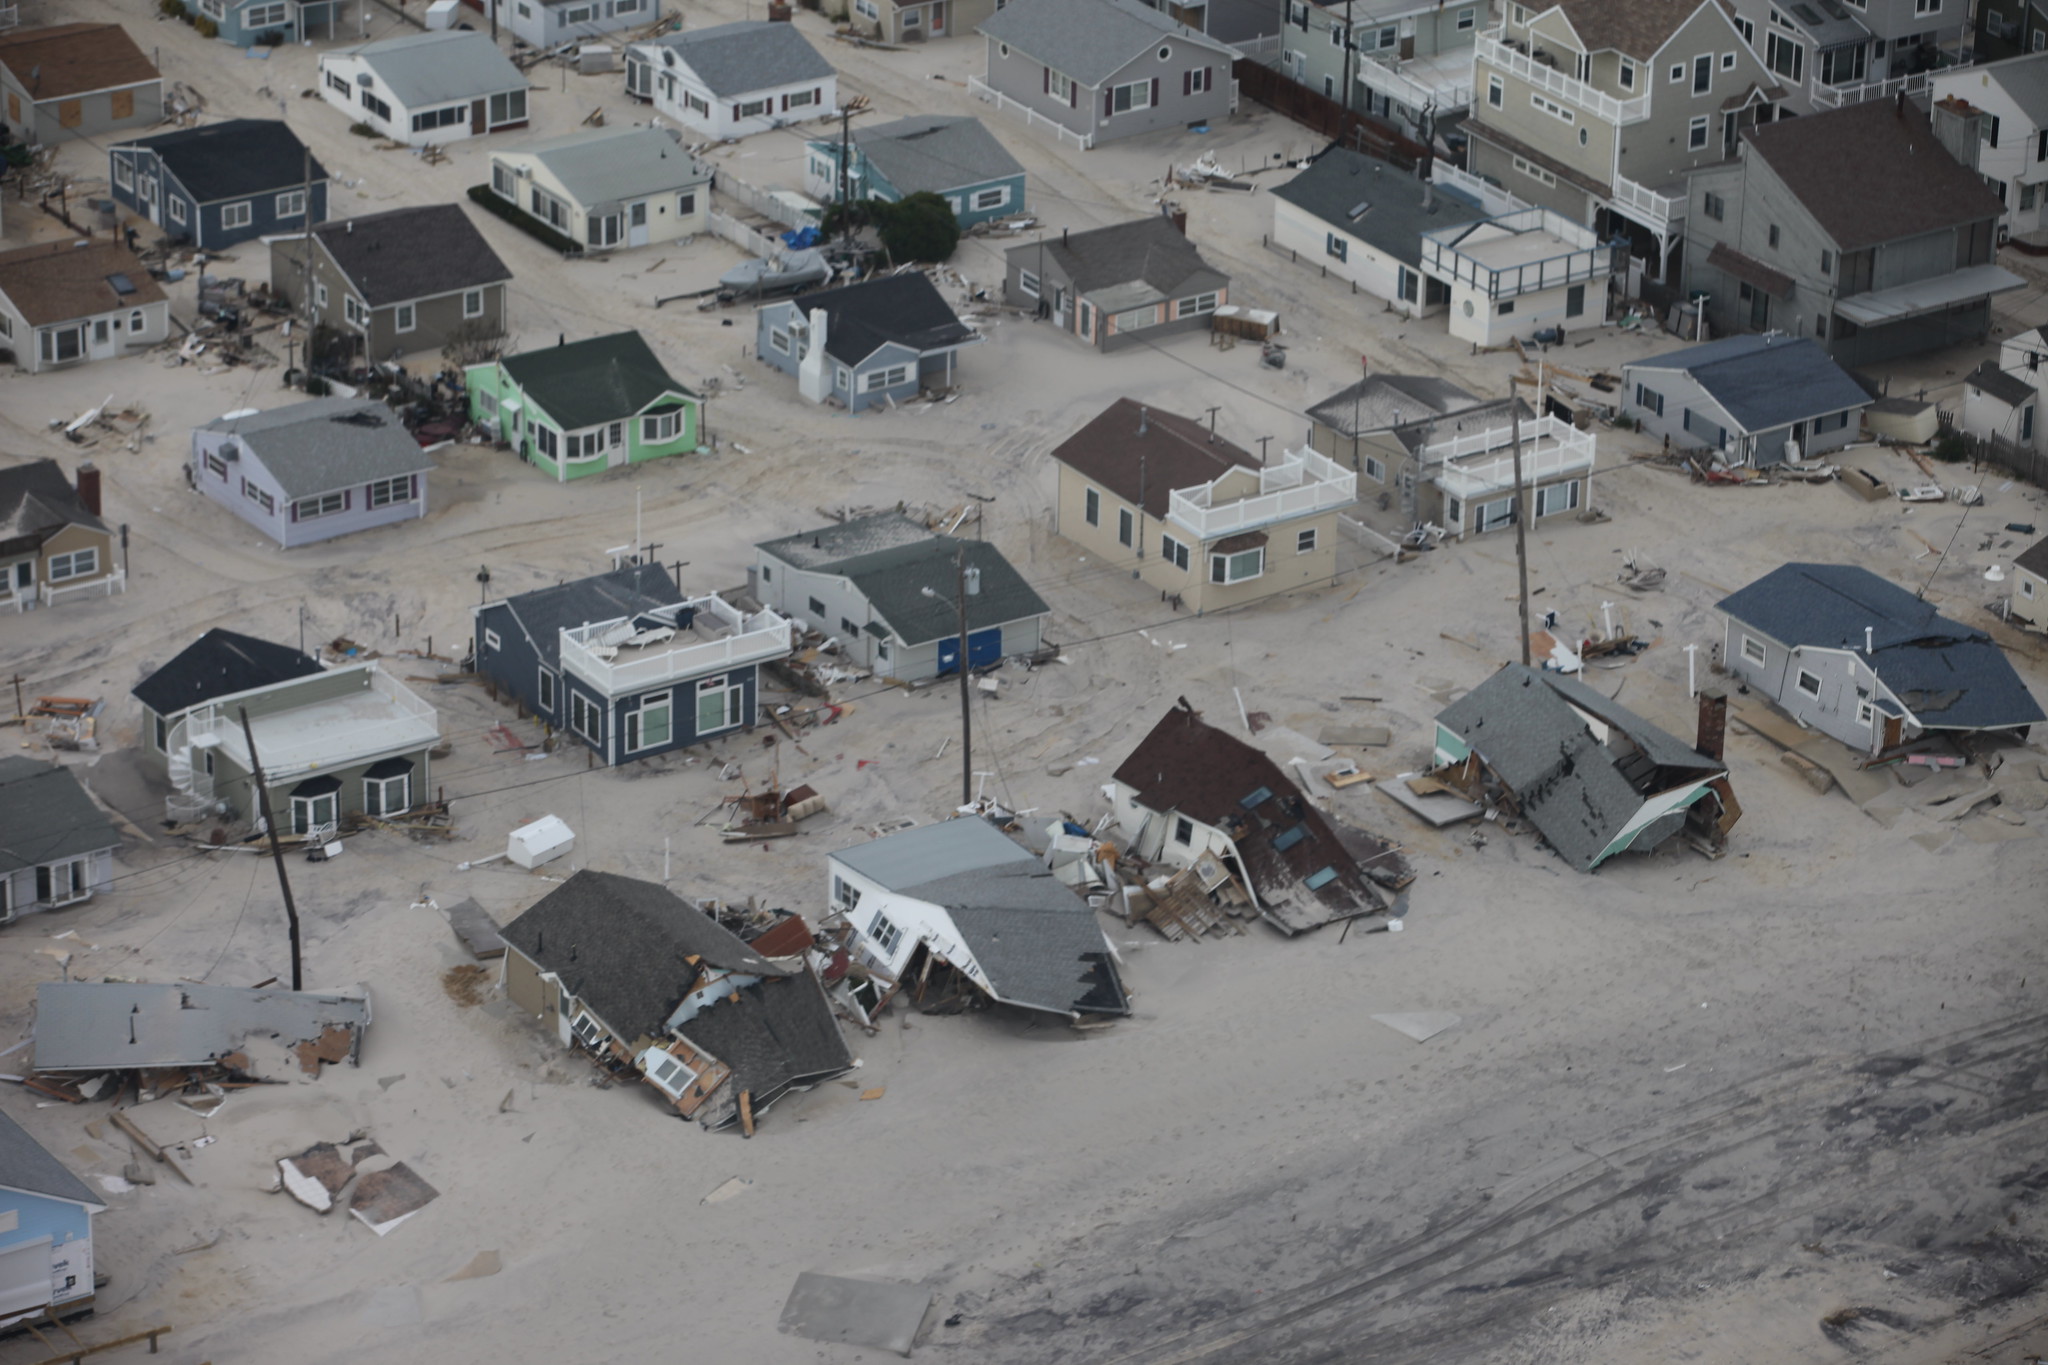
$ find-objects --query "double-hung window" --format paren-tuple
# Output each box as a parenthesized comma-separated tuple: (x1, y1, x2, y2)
(1795, 668, 1823, 699)
(1110, 80, 1152, 114)
(642, 409, 683, 443)
(367, 475, 415, 508)
(295, 491, 346, 520)
(394, 303, 416, 333)
(862, 364, 911, 392)
(1049, 70, 1075, 104)
(48, 548, 97, 582)
(697, 674, 744, 734)
(463, 289, 485, 319)
(1634, 384, 1665, 417)
(1741, 636, 1767, 666)
(363, 764, 412, 817)
(570, 690, 603, 743)
(626, 691, 672, 751)
(1534, 481, 1580, 517)
(537, 667, 557, 713)
(867, 910, 904, 957)
(1209, 547, 1264, 584)
(1160, 534, 1190, 570)
(1118, 507, 1135, 548)
(275, 190, 305, 219)
(1325, 233, 1348, 262)
(1018, 269, 1041, 298)
(1084, 488, 1101, 526)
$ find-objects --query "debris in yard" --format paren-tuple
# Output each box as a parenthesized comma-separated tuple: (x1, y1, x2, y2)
(33, 982, 372, 1080)
(440, 965, 491, 1008)
(279, 1141, 359, 1213)
(446, 1250, 502, 1281)
(779, 1271, 935, 1357)
(442, 897, 507, 960)
(1372, 1012, 1461, 1043)
(350, 1163, 441, 1236)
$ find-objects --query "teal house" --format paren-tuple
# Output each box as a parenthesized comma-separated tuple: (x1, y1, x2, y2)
(804, 115, 1026, 230)
(467, 331, 701, 483)
(194, 0, 345, 47)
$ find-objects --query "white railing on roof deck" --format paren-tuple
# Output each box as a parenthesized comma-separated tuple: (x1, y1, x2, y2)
(1810, 68, 1930, 110)
(1422, 416, 1597, 500)
(1420, 206, 1617, 300)
(1166, 447, 1357, 539)
(559, 599, 794, 696)
(1474, 31, 1648, 125)
(1609, 174, 1685, 233)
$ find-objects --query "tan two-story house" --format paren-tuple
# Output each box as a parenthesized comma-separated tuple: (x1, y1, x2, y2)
(1051, 398, 1356, 613)
(1467, 0, 1782, 283)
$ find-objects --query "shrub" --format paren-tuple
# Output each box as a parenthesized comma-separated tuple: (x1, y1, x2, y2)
(1610, 413, 1636, 431)
(875, 191, 959, 263)
(1932, 431, 1969, 464)
(193, 15, 218, 37)
(465, 183, 583, 255)
(349, 121, 378, 138)
(257, 27, 286, 45)
(157, 0, 186, 17)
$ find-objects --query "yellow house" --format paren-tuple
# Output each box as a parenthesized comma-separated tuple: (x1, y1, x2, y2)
(0, 459, 122, 612)
(1050, 398, 1357, 613)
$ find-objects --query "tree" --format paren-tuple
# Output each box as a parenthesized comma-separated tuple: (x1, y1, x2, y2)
(442, 318, 508, 369)
(874, 191, 960, 264)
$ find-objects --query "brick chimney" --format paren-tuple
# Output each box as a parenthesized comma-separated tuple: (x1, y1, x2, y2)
(1695, 687, 1727, 763)
(75, 462, 101, 517)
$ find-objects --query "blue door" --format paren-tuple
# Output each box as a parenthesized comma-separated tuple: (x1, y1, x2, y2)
(937, 628, 1001, 676)
(937, 637, 961, 675)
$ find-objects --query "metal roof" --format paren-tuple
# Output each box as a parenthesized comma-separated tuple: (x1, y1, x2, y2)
(330, 30, 526, 109)
(202, 397, 435, 501)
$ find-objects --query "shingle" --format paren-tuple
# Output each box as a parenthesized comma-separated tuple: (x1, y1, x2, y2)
(0, 757, 119, 877)
(130, 628, 323, 717)
(497, 564, 680, 669)
(0, 1108, 100, 1209)
(0, 459, 105, 559)
(758, 512, 939, 569)
(1052, 397, 1256, 518)
(0, 23, 157, 101)
(775, 272, 977, 367)
(978, 0, 1237, 87)
(498, 332, 694, 434)
(675, 971, 852, 1111)
(331, 30, 525, 110)
(0, 238, 167, 328)
(114, 119, 325, 205)
(2015, 534, 2048, 582)
(1626, 335, 1870, 432)
(832, 535, 1048, 647)
(1543, 0, 1707, 61)
(202, 398, 435, 501)
(1969, 50, 2048, 126)
(1744, 99, 2006, 250)
(312, 204, 511, 308)
(1269, 146, 1481, 267)
(1307, 374, 1485, 437)
(1010, 216, 1228, 300)
(505, 127, 710, 212)
(642, 21, 834, 99)
(847, 116, 1023, 198)
(1966, 359, 2037, 408)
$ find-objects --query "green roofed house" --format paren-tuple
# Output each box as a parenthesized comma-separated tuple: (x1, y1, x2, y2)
(466, 331, 700, 482)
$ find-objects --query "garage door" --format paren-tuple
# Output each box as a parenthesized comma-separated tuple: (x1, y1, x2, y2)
(0, 1238, 53, 1323)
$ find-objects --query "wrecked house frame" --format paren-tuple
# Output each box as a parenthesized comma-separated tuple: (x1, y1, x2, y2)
(32, 982, 372, 1077)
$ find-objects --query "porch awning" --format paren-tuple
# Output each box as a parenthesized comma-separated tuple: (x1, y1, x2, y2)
(1704, 242, 1794, 299)
(1834, 264, 2026, 326)
(364, 756, 415, 779)
(291, 775, 343, 798)
(1212, 529, 1270, 555)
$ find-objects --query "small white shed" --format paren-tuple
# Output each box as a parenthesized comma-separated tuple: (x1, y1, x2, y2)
(507, 815, 575, 868)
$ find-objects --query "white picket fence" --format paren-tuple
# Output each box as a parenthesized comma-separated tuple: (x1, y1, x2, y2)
(706, 207, 787, 263)
(966, 76, 1092, 152)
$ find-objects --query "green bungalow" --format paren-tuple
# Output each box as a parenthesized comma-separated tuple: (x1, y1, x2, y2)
(467, 331, 701, 482)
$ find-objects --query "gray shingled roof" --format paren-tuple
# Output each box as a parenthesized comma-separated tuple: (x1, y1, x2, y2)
(1307, 374, 1486, 438)
(1626, 335, 1870, 433)
(1966, 359, 2037, 408)
(131, 628, 323, 717)
(758, 511, 937, 569)
(0, 1107, 101, 1208)
(1971, 49, 2048, 126)
(760, 514, 1046, 645)
(846, 115, 1023, 197)
(674, 971, 852, 1120)
(777, 272, 978, 368)
(332, 30, 525, 109)
(203, 398, 434, 501)
(0, 757, 119, 877)
(313, 204, 512, 308)
(1008, 216, 1228, 306)
(1269, 146, 1481, 268)
(978, 0, 1237, 87)
(834, 819, 1126, 1016)
(1717, 564, 2046, 731)
(642, 21, 833, 99)
(504, 127, 710, 212)
(0, 459, 106, 559)
(497, 564, 679, 670)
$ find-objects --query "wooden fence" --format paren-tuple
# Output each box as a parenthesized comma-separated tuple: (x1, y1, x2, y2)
(1231, 60, 1431, 170)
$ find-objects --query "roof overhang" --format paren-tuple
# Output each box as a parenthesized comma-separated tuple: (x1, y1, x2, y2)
(1705, 241, 1794, 299)
(1835, 263, 2027, 327)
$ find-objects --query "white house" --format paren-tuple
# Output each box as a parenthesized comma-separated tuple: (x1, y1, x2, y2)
(1931, 51, 2048, 243)
(1960, 324, 2048, 455)
(1268, 146, 1475, 319)
(486, 126, 713, 251)
(317, 30, 530, 148)
(491, 0, 654, 50)
(0, 239, 170, 374)
(624, 21, 836, 142)
(1419, 206, 1617, 347)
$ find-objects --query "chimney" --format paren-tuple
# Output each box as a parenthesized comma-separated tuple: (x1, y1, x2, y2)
(75, 462, 101, 517)
(1166, 205, 1188, 235)
(1062, 226, 1068, 246)
(1695, 687, 1728, 763)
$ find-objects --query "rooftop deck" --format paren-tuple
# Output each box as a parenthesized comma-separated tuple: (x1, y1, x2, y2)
(185, 663, 439, 780)
(1421, 207, 1618, 300)
(559, 594, 793, 695)
(1165, 447, 1357, 540)
(1419, 414, 1597, 500)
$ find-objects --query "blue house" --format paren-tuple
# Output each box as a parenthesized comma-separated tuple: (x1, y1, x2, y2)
(109, 119, 327, 250)
(0, 1108, 104, 1327)
(755, 272, 979, 414)
(473, 565, 794, 767)
(192, 0, 345, 47)
(805, 115, 1027, 230)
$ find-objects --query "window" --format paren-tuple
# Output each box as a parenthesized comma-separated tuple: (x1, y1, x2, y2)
(327, 71, 349, 96)
(241, 478, 275, 514)
(1618, 59, 1635, 89)
(1689, 115, 1709, 149)
(867, 910, 903, 957)
(1181, 292, 1219, 316)
(36, 859, 88, 907)
(1375, 25, 1397, 47)
(1291, 527, 1317, 555)
(1694, 52, 1712, 93)
(1049, 70, 1075, 104)
(1487, 75, 1503, 108)
(1160, 533, 1190, 570)
(1325, 232, 1349, 262)
(153, 712, 167, 751)
(1635, 384, 1665, 417)
(47, 548, 97, 582)
(169, 196, 188, 226)
(1855, 699, 1875, 727)
(489, 90, 527, 126)
(1110, 80, 1153, 114)
(275, 190, 305, 219)
(1512, 155, 1557, 188)
(360, 92, 392, 122)
(737, 98, 771, 119)
(1741, 635, 1766, 666)
(834, 875, 862, 911)
(862, 364, 911, 392)
(1701, 190, 1725, 222)
(855, 0, 877, 14)
(1498, 300, 1515, 316)
(1670, 63, 1685, 83)
(768, 327, 792, 356)
(1018, 268, 1041, 298)
(1209, 547, 1264, 584)
(533, 425, 559, 460)
(295, 492, 346, 520)
(410, 105, 465, 134)
(1173, 816, 1194, 845)
(113, 158, 133, 191)
(483, 628, 502, 652)
(676, 190, 696, 216)
(367, 474, 415, 507)
(788, 88, 818, 109)
(463, 289, 484, 319)
(394, 303, 416, 333)
(1534, 481, 1580, 517)
(1530, 93, 1576, 123)
(344, 295, 366, 327)
(1287, 0, 1308, 24)
(1476, 497, 1516, 533)
(696, 674, 743, 733)
(1362, 454, 1385, 482)
(364, 768, 411, 817)
(1913, 0, 1938, 12)
(1766, 31, 1803, 82)
(1819, 42, 1866, 84)
(642, 410, 683, 444)
(39, 327, 82, 364)
(625, 691, 672, 752)
(537, 667, 556, 712)
(1084, 488, 1100, 526)
(1795, 668, 1823, 699)
(1118, 507, 1134, 548)
(1768, 223, 1780, 249)
(1184, 66, 1213, 95)
(315, 282, 328, 309)
(570, 690, 603, 743)
(1820, 249, 1832, 275)
(1329, 23, 1345, 46)
(971, 186, 1009, 211)
(1456, 6, 1475, 28)
(205, 451, 227, 479)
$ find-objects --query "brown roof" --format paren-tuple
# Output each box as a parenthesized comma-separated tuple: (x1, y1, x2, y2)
(1544, 0, 1708, 59)
(0, 23, 159, 101)
(1745, 98, 2007, 251)
(1705, 241, 1794, 298)
(0, 239, 166, 327)
(1052, 397, 1257, 520)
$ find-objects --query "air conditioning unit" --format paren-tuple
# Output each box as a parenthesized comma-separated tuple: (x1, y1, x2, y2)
(356, 72, 374, 86)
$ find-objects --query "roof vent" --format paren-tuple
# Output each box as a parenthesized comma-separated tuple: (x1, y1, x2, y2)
(1347, 201, 1370, 221)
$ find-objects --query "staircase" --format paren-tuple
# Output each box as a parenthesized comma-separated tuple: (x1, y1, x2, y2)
(164, 709, 220, 824)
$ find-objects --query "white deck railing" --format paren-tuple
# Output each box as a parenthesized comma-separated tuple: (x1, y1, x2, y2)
(560, 598, 793, 696)
(1609, 174, 1685, 233)
(186, 665, 439, 779)
(1358, 53, 1473, 113)
(1810, 68, 1930, 110)
(1421, 206, 1616, 300)
(1474, 31, 1647, 125)
(968, 75, 1093, 152)
(1166, 447, 1357, 539)
(1430, 162, 1531, 217)
(1423, 416, 1596, 500)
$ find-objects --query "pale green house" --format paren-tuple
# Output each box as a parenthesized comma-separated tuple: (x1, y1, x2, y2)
(466, 331, 701, 483)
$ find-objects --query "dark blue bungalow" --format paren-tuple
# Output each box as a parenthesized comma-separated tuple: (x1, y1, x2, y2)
(472, 564, 794, 767)
(109, 119, 327, 250)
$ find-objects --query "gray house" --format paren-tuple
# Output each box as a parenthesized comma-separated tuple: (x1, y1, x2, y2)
(270, 204, 513, 363)
(1274, 0, 1479, 133)
(1003, 215, 1230, 349)
(1684, 99, 2021, 367)
(804, 115, 1028, 229)
(755, 272, 979, 412)
(131, 628, 324, 771)
(1621, 335, 1872, 466)
(1723, 0, 1972, 111)
(977, 0, 1239, 148)
(489, 0, 656, 49)
(1718, 563, 2045, 754)
(753, 513, 1050, 680)
(0, 758, 119, 924)
(190, 398, 435, 547)
(0, 23, 161, 146)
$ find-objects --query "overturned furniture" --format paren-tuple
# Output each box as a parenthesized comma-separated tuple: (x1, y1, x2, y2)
(32, 981, 372, 1078)
(1431, 666, 1739, 870)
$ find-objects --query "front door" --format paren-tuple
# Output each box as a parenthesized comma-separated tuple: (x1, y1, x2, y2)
(606, 421, 627, 468)
(90, 318, 112, 358)
(930, 1, 945, 34)
(141, 172, 159, 224)
(937, 636, 961, 675)
(627, 200, 649, 247)
(967, 626, 1002, 668)
(471, 99, 486, 135)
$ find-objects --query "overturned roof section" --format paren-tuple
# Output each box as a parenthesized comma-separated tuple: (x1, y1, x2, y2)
(1114, 699, 1391, 933)
(832, 819, 1129, 1017)
(0, 757, 120, 877)
(202, 398, 436, 501)
(1437, 666, 1724, 872)
(494, 563, 680, 670)
(501, 870, 790, 1044)
(32, 982, 371, 1074)
(131, 627, 323, 717)
(1626, 335, 1871, 432)
(1718, 563, 2046, 731)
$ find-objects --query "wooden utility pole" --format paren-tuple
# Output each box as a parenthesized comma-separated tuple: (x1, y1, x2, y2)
(956, 546, 975, 806)
(1511, 405, 1532, 667)
(238, 707, 304, 991)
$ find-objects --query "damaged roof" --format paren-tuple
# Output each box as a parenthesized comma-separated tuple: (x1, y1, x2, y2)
(131, 627, 323, 718)
(674, 971, 852, 1120)
(1114, 699, 1390, 934)
(1306, 373, 1485, 438)
(32, 982, 371, 1073)
(492, 563, 680, 670)
(832, 819, 1129, 1016)
(1436, 665, 1725, 873)
(1719, 564, 2046, 731)
(0, 757, 120, 877)
(500, 870, 790, 1043)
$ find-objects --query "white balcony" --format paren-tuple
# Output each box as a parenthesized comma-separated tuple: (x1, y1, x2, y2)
(1421, 206, 1618, 300)
(1358, 48, 1475, 114)
(560, 595, 793, 696)
(1475, 31, 1647, 125)
(1165, 447, 1357, 540)
(1421, 415, 1597, 501)
(1810, 69, 1929, 111)
(1608, 174, 1686, 234)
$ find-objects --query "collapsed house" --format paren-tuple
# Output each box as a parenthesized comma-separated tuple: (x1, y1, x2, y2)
(1108, 699, 1400, 936)
(1431, 665, 1739, 871)
(498, 870, 853, 1132)
(32, 982, 372, 1078)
